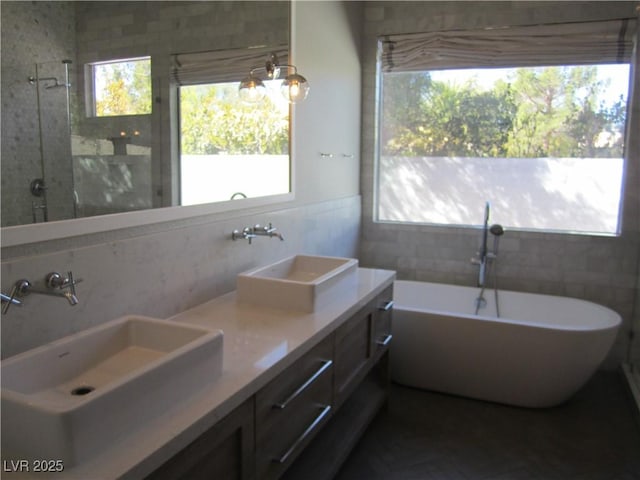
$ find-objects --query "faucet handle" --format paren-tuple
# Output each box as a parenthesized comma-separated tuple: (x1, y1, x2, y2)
(2, 285, 20, 314)
(46, 272, 65, 289)
(2, 279, 30, 314)
(66, 271, 78, 299)
(46, 271, 82, 290)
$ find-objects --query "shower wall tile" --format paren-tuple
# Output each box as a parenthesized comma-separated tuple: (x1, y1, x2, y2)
(74, 1, 288, 63)
(0, 1, 76, 226)
(359, 1, 640, 370)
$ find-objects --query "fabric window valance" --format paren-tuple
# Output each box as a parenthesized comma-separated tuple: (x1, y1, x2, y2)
(379, 19, 636, 72)
(172, 45, 289, 85)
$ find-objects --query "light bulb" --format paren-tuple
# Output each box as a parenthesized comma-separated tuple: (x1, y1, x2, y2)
(281, 73, 309, 104)
(239, 74, 266, 103)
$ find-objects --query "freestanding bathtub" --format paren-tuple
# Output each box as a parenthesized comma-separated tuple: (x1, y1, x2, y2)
(391, 280, 621, 408)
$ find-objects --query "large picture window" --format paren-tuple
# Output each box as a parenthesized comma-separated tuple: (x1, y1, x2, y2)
(375, 20, 635, 235)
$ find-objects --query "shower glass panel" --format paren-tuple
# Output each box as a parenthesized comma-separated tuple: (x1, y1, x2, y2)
(31, 60, 76, 223)
(16, 59, 154, 223)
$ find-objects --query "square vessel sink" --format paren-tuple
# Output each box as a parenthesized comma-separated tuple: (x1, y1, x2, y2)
(237, 255, 358, 312)
(1, 316, 223, 467)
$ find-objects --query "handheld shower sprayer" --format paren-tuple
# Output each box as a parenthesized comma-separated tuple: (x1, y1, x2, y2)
(489, 223, 504, 255)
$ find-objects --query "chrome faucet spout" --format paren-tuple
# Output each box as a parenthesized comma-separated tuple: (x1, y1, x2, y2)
(64, 291, 79, 306)
(28, 286, 79, 305)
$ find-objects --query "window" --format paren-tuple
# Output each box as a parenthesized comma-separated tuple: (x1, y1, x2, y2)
(90, 57, 151, 116)
(179, 80, 289, 205)
(375, 20, 635, 235)
(172, 46, 291, 206)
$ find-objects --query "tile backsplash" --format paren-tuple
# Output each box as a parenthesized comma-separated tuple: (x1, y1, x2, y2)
(1, 196, 361, 359)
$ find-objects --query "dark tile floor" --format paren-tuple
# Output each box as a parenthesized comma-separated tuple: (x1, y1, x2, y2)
(335, 372, 640, 480)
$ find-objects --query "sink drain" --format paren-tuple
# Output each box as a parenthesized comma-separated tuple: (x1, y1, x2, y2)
(71, 385, 95, 396)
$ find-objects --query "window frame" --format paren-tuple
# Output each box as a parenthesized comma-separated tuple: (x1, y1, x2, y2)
(85, 56, 152, 118)
(177, 78, 291, 206)
(373, 20, 635, 236)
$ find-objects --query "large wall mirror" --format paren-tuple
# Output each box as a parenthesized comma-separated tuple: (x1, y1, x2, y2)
(1, 1, 291, 238)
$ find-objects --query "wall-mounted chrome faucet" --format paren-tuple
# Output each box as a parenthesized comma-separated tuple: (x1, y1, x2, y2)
(1, 271, 81, 314)
(232, 223, 284, 244)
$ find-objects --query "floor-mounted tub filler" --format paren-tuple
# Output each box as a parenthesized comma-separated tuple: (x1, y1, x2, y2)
(391, 280, 621, 408)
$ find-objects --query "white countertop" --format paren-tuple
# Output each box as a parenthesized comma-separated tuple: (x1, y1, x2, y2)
(24, 267, 394, 480)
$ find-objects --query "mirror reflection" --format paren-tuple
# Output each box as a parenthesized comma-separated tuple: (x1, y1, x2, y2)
(1, 1, 290, 228)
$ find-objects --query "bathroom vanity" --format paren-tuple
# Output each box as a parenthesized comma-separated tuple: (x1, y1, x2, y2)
(1, 265, 394, 479)
(147, 275, 394, 480)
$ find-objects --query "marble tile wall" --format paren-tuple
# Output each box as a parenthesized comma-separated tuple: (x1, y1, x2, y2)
(358, 1, 640, 369)
(0, 2, 76, 226)
(1, 196, 361, 359)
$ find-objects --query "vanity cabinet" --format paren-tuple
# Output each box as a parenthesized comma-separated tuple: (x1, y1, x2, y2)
(148, 285, 393, 480)
(282, 285, 394, 480)
(334, 284, 393, 407)
(146, 398, 255, 480)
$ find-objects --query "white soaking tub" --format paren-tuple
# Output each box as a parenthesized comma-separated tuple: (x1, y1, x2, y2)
(391, 280, 621, 408)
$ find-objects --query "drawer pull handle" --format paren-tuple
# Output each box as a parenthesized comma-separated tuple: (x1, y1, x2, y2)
(273, 404, 332, 464)
(376, 334, 393, 347)
(274, 360, 333, 409)
(378, 300, 394, 311)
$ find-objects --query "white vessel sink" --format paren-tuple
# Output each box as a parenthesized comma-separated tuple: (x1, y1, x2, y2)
(1, 315, 223, 467)
(237, 255, 358, 312)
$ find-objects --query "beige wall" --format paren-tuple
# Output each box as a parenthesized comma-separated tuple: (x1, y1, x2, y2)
(359, 1, 640, 369)
(292, 1, 363, 203)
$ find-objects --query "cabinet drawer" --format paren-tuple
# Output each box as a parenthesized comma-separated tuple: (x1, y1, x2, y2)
(333, 303, 373, 408)
(256, 336, 333, 479)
